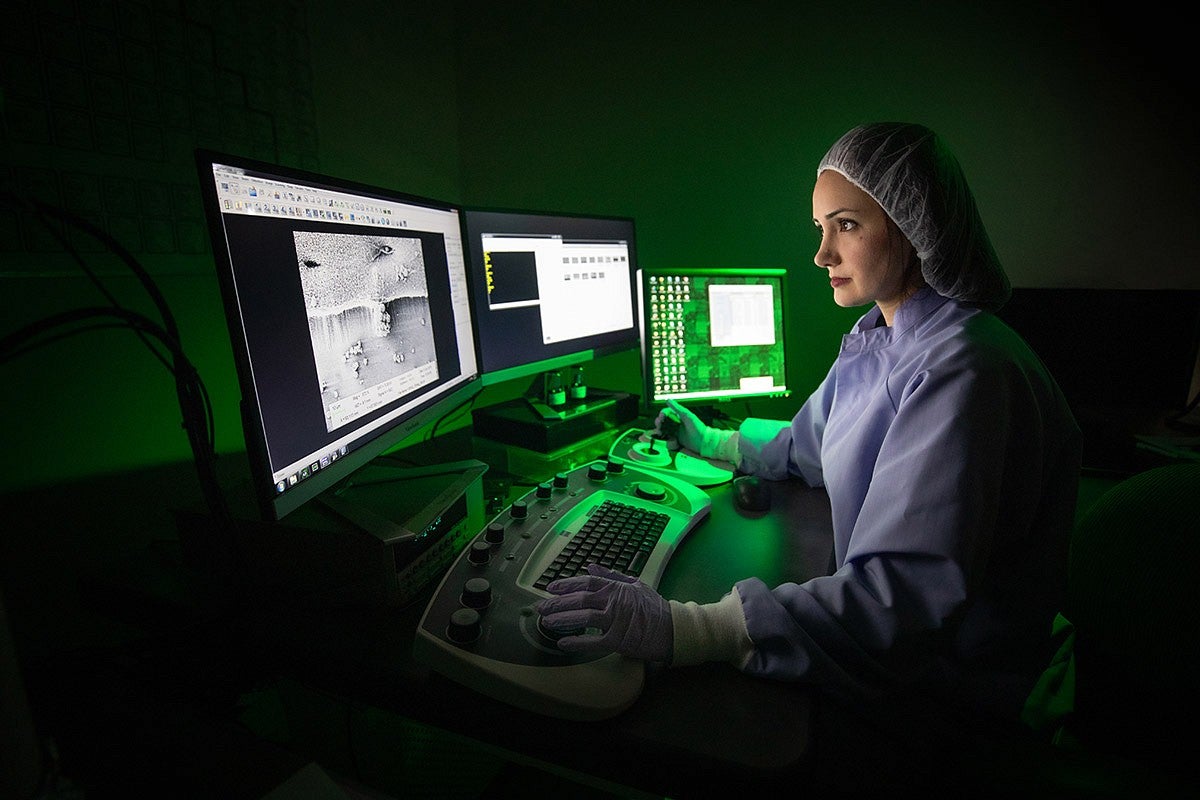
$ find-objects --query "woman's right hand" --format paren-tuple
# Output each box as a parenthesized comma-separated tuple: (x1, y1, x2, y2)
(655, 399, 708, 453)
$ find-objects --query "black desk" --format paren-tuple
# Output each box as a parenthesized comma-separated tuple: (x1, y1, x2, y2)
(8, 429, 1139, 796)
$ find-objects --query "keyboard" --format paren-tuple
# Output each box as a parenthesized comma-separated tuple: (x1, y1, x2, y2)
(413, 458, 711, 720)
(532, 498, 671, 589)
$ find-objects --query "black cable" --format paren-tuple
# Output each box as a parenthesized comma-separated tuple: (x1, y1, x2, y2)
(0, 307, 218, 481)
(11, 192, 216, 452)
(1, 196, 234, 554)
(0, 309, 209, 455)
(428, 390, 479, 440)
(2, 319, 170, 367)
(19, 196, 182, 345)
(4, 192, 218, 456)
(0, 307, 179, 367)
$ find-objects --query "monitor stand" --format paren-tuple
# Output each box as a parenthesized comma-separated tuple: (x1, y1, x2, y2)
(471, 374, 639, 453)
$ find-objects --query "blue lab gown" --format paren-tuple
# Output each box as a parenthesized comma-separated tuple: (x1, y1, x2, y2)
(733, 286, 1081, 719)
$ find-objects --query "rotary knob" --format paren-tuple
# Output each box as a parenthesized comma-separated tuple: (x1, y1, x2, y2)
(511, 500, 528, 519)
(553, 472, 569, 488)
(461, 577, 492, 609)
(536, 481, 552, 499)
(484, 521, 505, 543)
(448, 608, 481, 643)
(587, 462, 608, 481)
(635, 481, 667, 501)
(468, 540, 491, 565)
(536, 615, 582, 642)
(606, 459, 625, 474)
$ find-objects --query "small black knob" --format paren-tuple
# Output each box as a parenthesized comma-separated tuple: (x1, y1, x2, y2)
(468, 540, 491, 565)
(536, 481, 552, 499)
(484, 522, 505, 543)
(511, 500, 528, 519)
(553, 472, 569, 488)
(448, 608, 481, 643)
(606, 459, 625, 474)
(461, 577, 492, 608)
(587, 462, 608, 481)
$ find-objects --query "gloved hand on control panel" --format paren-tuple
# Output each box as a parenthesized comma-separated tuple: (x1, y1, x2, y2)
(535, 564, 673, 663)
(654, 399, 740, 464)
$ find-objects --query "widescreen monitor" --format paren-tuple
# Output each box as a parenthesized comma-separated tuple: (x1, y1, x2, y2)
(196, 151, 481, 521)
(461, 208, 640, 387)
(641, 267, 789, 407)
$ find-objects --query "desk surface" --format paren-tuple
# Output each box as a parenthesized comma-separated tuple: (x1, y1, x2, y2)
(6, 424, 1134, 796)
(1, 424, 838, 797)
(251, 430, 837, 797)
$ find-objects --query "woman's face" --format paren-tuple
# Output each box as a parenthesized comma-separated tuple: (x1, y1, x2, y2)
(811, 169, 916, 325)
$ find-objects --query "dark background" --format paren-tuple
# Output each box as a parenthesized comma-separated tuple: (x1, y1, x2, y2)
(3, 0, 1196, 493)
(1, 2, 1197, 795)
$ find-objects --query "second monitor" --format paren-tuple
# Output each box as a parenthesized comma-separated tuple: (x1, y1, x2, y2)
(463, 208, 642, 451)
(462, 208, 640, 388)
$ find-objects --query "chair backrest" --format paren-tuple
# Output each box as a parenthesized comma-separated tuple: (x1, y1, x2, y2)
(1066, 462, 1200, 768)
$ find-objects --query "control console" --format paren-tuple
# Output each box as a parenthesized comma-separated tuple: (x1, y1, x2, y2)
(413, 458, 711, 720)
(607, 427, 735, 487)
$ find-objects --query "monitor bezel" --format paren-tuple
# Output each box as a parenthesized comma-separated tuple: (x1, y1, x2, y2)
(639, 266, 791, 408)
(195, 149, 482, 521)
(460, 206, 641, 388)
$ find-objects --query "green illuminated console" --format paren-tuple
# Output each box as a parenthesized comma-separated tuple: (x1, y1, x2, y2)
(607, 427, 735, 487)
(413, 458, 710, 720)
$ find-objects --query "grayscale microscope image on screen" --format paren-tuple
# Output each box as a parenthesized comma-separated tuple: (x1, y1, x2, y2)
(294, 231, 439, 433)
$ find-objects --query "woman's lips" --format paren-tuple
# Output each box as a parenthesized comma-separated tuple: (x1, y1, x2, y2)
(830, 277, 850, 288)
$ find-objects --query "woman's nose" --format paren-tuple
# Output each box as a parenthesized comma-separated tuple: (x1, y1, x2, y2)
(814, 237, 834, 269)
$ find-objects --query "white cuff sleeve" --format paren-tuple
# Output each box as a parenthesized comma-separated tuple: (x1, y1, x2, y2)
(669, 588, 754, 668)
(700, 429, 742, 466)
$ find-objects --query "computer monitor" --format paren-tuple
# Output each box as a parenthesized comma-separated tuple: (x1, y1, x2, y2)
(641, 267, 790, 410)
(196, 151, 481, 521)
(460, 208, 640, 388)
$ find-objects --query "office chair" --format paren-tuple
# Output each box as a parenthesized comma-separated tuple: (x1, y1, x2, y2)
(1061, 462, 1199, 784)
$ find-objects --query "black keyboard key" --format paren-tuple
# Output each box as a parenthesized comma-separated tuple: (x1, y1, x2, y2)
(536, 499, 669, 586)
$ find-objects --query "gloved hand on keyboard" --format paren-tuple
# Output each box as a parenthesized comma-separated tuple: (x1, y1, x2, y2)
(535, 564, 673, 663)
(655, 399, 740, 463)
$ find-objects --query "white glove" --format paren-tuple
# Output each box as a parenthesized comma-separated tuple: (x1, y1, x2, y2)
(656, 399, 740, 463)
(535, 565, 673, 663)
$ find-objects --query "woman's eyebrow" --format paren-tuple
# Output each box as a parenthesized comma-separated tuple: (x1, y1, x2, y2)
(822, 207, 858, 219)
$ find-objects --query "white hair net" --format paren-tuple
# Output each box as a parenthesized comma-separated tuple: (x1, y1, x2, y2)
(818, 122, 1010, 310)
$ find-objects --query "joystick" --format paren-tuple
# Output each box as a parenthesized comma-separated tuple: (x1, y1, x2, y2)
(656, 411, 681, 447)
(608, 427, 734, 487)
(627, 434, 673, 468)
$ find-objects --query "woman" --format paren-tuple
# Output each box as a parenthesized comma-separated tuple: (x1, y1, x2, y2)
(536, 123, 1081, 729)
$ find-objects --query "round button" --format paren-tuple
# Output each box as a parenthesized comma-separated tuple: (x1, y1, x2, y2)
(511, 500, 528, 519)
(553, 472, 569, 488)
(468, 540, 491, 565)
(606, 459, 625, 474)
(448, 608, 481, 643)
(635, 481, 668, 501)
(461, 577, 492, 608)
(484, 522, 505, 543)
(587, 462, 608, 481)
(536, 481, 552, 499)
